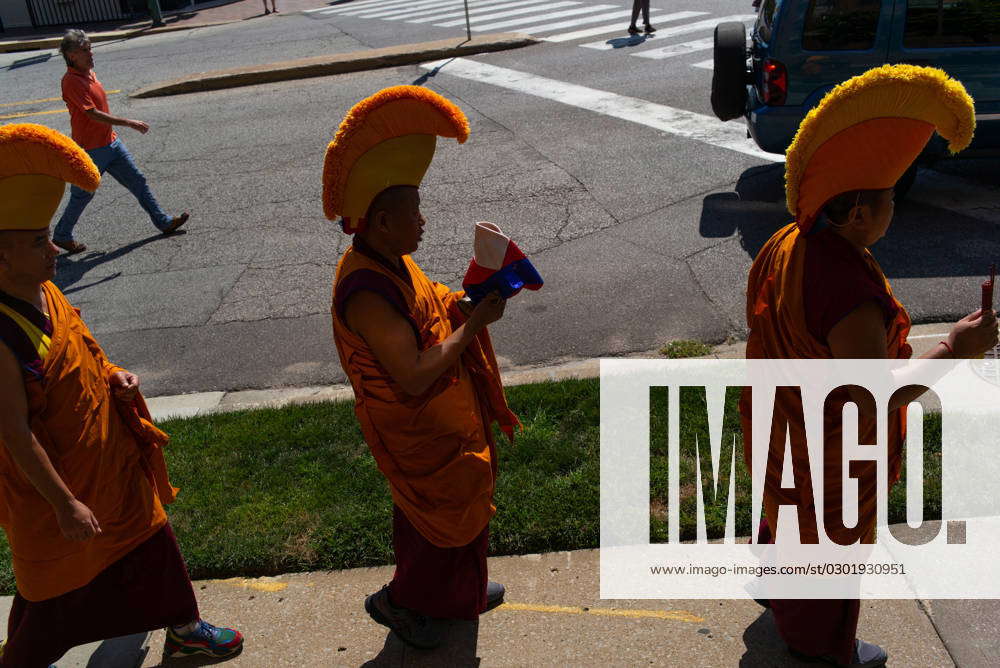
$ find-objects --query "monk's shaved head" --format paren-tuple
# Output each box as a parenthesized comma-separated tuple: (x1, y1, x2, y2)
(365, 186, 417, 224)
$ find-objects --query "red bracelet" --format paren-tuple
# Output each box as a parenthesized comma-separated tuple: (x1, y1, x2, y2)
(938, 340, 955, 357)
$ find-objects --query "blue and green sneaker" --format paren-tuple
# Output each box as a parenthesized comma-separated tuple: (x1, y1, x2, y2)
(164, 620, 244, 659)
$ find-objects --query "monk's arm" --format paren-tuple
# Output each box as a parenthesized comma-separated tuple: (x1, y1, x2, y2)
(828, 300, 999, 410)
(0, 344, 101, 540)
(346, 290, 504, 396)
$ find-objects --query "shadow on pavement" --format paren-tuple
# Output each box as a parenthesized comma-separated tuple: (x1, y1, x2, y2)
(362, 619, 480, 667)
(604, 34, 651, 49)
(739, 610, 804, 666)
(83, 632, 149, 667)
(54, 232, 184, 294)
(700, 162, 1000, 279)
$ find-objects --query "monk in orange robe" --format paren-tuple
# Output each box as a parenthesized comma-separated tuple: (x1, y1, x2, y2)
(324, 87, 519, 650)
(740, 66, 997, 667)
(0, 124, 242, 667)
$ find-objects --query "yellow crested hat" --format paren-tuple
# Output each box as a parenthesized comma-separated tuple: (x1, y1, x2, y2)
(785, 64, 975, 232)
(0, 123, 100, 231)
(323, 85, 469, 234)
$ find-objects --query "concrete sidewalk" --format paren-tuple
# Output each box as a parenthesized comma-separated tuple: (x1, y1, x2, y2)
(5, 549, 953, 667)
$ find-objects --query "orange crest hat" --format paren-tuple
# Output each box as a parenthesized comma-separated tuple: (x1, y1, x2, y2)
(0, 123, 100, 231)
(322, 85, 470, 234)
(785, 64, 975, 232)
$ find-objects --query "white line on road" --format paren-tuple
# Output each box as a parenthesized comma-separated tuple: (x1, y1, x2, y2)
(400, 0, 533, 22)
(580, 15, 755, 49)
(543, 10, 706, 42)
(315, 0, 414, 14)
(419, 58, 783, 162)
(356, 0, 474, 19)
(474, 4, 615, 31)
(630, 36, 714, 59)
(436, 2, 578, 27)
(691, 58, 714, 69)
(523, 8, 656, 34)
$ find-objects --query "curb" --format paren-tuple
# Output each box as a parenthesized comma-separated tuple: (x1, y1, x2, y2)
(130, 33, 537, 98)
(0, 20, 236, 54)
(144, 321, 958, 422)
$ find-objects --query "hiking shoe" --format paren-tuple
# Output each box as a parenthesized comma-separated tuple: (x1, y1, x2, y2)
(789, 639, 887, 667)
(162, 212, 189, 235)
(627, 25, 640, 35)
(365, 585, 441, 649)
(164, 620, 244, 659)
(644, 23, 656, 33)
(484, 581, 505, 612)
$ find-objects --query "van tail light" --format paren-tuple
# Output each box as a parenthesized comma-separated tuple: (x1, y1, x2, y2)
(762, 59, 788, 106)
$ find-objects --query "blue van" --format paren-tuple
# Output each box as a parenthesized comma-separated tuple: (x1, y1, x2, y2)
(711, 0, 1000, 170)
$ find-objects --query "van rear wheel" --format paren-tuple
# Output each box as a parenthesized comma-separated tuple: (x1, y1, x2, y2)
(711, 22, 749, 121)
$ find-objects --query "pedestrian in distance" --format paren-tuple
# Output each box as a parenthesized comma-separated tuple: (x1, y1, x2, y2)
(628, 0, 655, 34)
(326, 86, 518, 650)
(263, 0, 278, 14)
(53, 29, 188, 255)
(0, 124, 242, 667)
(739, 65, 996, 668)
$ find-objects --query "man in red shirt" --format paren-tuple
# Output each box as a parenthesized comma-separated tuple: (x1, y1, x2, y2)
(54, 29, 188, 254)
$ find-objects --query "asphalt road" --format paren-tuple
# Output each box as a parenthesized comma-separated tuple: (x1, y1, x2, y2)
(2, 0, 999, 396)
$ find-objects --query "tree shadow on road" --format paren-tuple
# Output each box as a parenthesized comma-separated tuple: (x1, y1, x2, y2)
(699, 162, 1000, 279)
(361, 619, 480, 667)
(54, 232, 184, 294)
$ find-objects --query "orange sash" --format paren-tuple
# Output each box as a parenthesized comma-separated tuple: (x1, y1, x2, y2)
(331, 247, 518, 548)
(0, 282, 175, 601)
(740, 224, 911, 542)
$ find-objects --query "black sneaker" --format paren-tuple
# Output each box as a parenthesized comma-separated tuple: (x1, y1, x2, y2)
(644, 23, 656, 33)
(627, 25, 640, 35)
(484, 581, 505, 612)
(789, 639, 887, 667)
(364, 585, 441, 649)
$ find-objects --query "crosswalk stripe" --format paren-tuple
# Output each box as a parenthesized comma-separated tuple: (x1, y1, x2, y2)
(355, 0, 471, 19)
(436, 1, 578, 27)
(419, 58, 782, 162)
(526, 8, 659, 34)
(318, 0, 417, 14)
(473, 4, 616, 32)
(691, 58, 714, 69)
(543, 10, 706, 42)
(405, 0, 545, 23)
(631, 36, 714, 59)
(580, 14, 755, 49)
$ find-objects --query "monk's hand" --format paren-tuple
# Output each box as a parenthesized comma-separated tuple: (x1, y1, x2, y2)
(948, 309, 999, 358)
(57, 498, 101, 541)
(110, 371, 140, 402)
(469, 292, 506, 331)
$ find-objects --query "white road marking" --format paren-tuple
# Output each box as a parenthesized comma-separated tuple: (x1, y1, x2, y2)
(691, 58, 714, 69)
(402, 0, 538, 22)
(420, 58, 783, 162)
(315, 0, 414, 14)
(473, 4, 616, 31)
(356, 0, 475, 19)
(525, 8, 655, 34)
(436, 1, 578, 27)
(580, 15, 754, 49)
(543, 10, 706, 42)
(630, 36, 714, 59)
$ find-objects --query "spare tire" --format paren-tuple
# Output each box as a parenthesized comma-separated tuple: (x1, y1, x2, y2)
(711, 22, 749, 122)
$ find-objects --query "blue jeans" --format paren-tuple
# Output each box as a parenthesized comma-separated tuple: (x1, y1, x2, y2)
(54, 138, 170, 241)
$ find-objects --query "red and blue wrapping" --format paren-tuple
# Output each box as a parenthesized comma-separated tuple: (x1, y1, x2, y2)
(462, 241, 543, 304)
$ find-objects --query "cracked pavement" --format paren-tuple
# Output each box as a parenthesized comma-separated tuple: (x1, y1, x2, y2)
(2, 10, 999, 396)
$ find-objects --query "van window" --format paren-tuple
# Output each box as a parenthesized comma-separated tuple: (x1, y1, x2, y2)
(757, 0, 779, 42)
(905, 0, 1000, 48)
(803, 0, 882, 50)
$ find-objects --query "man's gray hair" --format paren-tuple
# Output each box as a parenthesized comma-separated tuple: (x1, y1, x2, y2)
(59, 29, 90, 66)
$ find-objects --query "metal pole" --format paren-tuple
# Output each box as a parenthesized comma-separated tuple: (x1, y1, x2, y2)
(463, 0, 471, 41)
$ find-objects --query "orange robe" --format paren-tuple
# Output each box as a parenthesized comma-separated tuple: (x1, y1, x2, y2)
(739, 222, 911, 663)
(331, 245, 517, 548)
(0, 281, 176, 602)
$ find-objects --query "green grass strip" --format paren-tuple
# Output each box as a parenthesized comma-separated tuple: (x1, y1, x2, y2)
(0, 378, 940, 594)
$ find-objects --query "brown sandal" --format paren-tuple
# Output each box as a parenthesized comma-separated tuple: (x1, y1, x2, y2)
(53, 239, 87, 254)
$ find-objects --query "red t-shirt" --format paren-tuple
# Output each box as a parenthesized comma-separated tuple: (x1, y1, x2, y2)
(61, 68, 116, 150)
